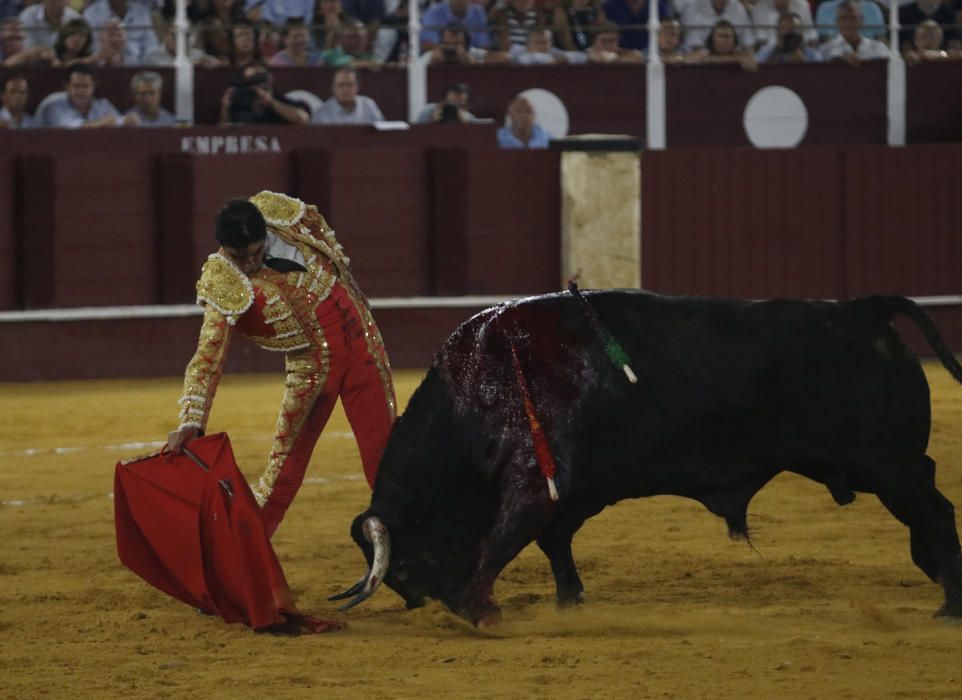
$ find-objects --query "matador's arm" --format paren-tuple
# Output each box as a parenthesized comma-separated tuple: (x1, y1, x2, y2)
(176, 252, 253, 433)
(177, 306, 233, 432)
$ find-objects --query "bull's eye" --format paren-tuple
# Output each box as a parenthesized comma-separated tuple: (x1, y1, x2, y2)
(397, 570, 409, 582)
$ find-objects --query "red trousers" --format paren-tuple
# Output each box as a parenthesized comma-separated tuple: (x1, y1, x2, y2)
(258, 283, 395, 538)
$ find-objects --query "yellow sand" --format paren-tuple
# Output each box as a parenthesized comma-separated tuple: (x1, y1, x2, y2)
(1, 365, 961, 699)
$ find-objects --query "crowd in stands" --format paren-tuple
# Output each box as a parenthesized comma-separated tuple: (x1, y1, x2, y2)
(1, 0, 961, 129)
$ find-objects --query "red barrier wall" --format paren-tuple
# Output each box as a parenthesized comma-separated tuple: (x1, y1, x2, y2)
(906, 61, 962, 144)
(2, 137, 962, 381)
(0, 156, 16, 310)
(3, 125, 499, 308)
(298, 147, 434, 296)
(638, 145, 962, 353)
(18, 152, 158, 308)
(842, 145, 962, 297)
(432, 147, 561, 295)
(641, 147, 847, 298)
(666, 63, 888, 147)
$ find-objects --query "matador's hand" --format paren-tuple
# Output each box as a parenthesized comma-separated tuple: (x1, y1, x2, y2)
(168, 426, 199, 453)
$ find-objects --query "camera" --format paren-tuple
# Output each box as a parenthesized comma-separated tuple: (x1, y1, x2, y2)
(442, 46, 458, 62)
(229, 72, 269, 123)
(781, 31, 803, 52)
(438, 102, 461, 123)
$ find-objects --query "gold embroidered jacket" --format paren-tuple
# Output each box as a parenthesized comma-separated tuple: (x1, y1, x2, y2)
(177, 191, 363, 432)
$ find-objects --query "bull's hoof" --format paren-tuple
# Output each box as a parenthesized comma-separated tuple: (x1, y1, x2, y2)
(557, 590, 586, 608)
(474, 607, 503, 628)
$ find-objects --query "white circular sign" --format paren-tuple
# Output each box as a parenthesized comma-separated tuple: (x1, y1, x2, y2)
(742, 86, 808, 149)
(518, 88, 570, 139)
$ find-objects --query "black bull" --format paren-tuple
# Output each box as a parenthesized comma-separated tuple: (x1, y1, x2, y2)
(334, 290, 962, 625)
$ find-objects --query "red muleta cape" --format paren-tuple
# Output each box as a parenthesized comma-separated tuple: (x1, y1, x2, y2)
(114, 432, 340, 634)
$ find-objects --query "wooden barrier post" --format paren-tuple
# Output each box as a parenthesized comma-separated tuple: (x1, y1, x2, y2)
(554, 137, 643, 289)
(19, 155, 57, 309)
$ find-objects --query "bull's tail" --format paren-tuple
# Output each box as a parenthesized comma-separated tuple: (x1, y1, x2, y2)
(855, 295, 962, 384)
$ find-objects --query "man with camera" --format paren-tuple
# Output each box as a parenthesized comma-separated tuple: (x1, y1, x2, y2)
(756, 12, 823, 63)
(427, 25, 510, 64)
(415, 82, 476, 124)
(219, 61, 310, 126)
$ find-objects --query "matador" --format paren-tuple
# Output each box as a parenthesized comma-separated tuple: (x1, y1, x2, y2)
(168, 191, 396, 538)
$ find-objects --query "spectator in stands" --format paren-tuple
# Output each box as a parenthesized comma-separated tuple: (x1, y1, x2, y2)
(427, 24, 510, 63)
(0, 71, 33, 127)
(903, 19, 962, 64)
(512, 24, 588, 63)
(656, 17, 689, 61)
(313, 66, 383, 124)
(95, 18, 128, 65)
(321, 18, 383, 67)
(814, 0, 885, 41)
(604, 0, 672, 53)
(37, 63, 131, 127)
(585, 21, 644, 61)
(369, 0, 408, 63)
(552, 0, 606, 52)
(255, 23, 280, 60)
(497, 94, 551, 148)
(144, 22, 222, 66)
(228, 20, 260, 67)
(311, 0, 352, 50)
(125, 69, 177, 126)
(219, 61, 310, 124)
(490, 0, 549, 52)
(159, 0, 222, 26)
(54, 18, 96, 65)
(243, 0, 312, 27)
(83, 0, 159, 64)
(19, 0, 81, 50)
(751, 0, 816, 49)
(196, 0, 245, 60)
(680, 0, 752, 51)
(420, 0, 490, 52)
(269, 18, 323, 65)
(415, 81, 476, 123)
(341, 2, 386, 69)
(2, 17, 56, 65)
(756, 12, 823, 62)
(342, 0, 385, 30)
(690, 18, 757, 69)
(820, 0, 889, 63)
(899, 0, 959, 49)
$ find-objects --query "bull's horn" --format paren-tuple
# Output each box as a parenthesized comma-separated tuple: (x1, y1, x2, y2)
(327, 577, 366, 602)
(329, 517, 390, 611)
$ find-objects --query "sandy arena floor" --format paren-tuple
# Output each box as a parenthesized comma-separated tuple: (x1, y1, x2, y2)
(1, 365, 961, 699)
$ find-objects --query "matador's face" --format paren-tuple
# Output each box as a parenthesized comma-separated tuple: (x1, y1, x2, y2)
(223, 239, 266, 275)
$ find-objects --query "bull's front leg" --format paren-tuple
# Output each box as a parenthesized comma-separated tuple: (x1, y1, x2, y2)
(537, 511, 593, 606)
(537, 529, 584, 606)
(458, 460, 556, 626)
